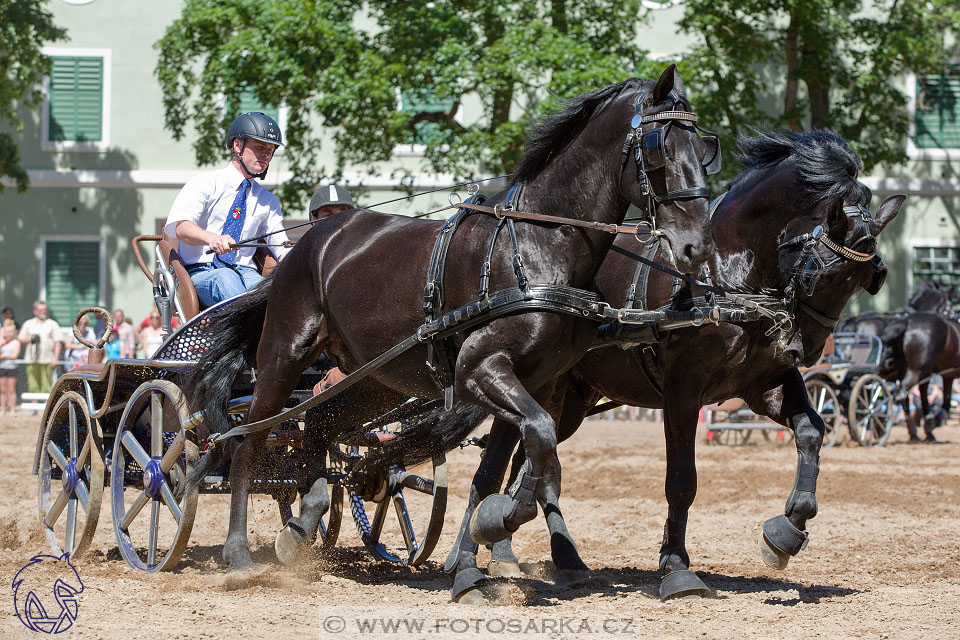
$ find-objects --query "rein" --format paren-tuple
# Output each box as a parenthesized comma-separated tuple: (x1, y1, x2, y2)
(452, 201, 661, 239)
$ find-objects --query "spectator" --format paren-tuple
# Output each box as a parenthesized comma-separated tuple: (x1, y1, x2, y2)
(103, 330, 122, 361)
(112, 309, 136, 359)
(17, 300, 62, 396)
(64, 314, 96, 369)
(138, 310, 166, 358)
(2, 307, 16, 329)
(0, 323, 21, 415)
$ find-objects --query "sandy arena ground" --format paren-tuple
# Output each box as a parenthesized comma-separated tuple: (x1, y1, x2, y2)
(2, 410, 958, 639)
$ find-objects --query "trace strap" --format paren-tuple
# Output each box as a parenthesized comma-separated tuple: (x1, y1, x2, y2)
(453, 201, 661, 239)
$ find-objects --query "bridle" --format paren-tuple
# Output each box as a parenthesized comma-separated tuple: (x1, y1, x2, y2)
(777, 202, 884, 329)
(619, 91, 721, 232)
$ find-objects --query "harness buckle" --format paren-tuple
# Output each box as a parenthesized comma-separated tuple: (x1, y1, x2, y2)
(765, 310, 795, 337)
(493, 203, 506, 220)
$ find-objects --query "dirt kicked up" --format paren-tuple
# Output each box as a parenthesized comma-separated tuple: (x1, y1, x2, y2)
(2, 412, 958, 639)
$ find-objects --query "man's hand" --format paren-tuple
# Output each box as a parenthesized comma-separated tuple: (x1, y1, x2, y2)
(312, 367, 347, 395)
(208, 234, 236, 254)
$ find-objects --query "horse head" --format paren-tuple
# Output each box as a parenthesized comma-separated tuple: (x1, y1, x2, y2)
(714, 129, 904, 366)
(621, 64, 715, 274)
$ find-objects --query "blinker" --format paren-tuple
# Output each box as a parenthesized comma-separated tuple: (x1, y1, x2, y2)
(702, 135, 722, 175)
(642, 128, 666, 171)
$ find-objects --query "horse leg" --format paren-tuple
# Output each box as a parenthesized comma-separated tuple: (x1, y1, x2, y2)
(658, 393, 710, 601)
(900, 368, 925, 442)
(276, 381, 406, 563)
(223, 322, 323, 571)
(490, 377, 599, 584)
(756, 369, 823, 571)
(445, 419, 519, 603)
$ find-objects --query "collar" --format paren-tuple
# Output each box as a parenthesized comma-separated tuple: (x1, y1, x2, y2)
(225, 163, 256, 191)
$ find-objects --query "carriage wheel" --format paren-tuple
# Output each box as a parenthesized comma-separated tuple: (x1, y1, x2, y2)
(277, 482, 344, 550)
(805, 377, 842, 448)
(37, 391, 104, 560)
(761, 428, 795, 446)
(347, 453, 447, 566)
(713, 427, 751, 446)
(110, 380, 198, 572)
(847, 374, 894, 447)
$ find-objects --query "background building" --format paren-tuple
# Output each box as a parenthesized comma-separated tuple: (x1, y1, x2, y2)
(1, 0, 958, 331)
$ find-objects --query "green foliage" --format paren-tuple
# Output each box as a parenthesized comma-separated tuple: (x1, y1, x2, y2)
(155, 0, 958, 208)
(155, 0, 650, 207)
(678, 0, 959, 177)
(0, 0, 67, 192)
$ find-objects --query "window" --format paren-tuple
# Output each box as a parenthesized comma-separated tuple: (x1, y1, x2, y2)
(41, 238, 105, 327)
(399, 88, 456, 150)
(915, 66, 960, 150)
(42, 48, 111, 151)
(913, 246, 960, 303)
(236, 88, 280, 123)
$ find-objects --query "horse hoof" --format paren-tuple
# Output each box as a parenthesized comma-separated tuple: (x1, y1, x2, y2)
(455, 587, 488, 605)
(488, 560, 523, 579)
(554, 568, 590, 587)
(275, 525, 304, 565)
(451, 567, 489, 603)
(759, 515, 808, 570)
(659, 569, 709, 601)
(469, 494, 516, 546)
(759, 528, 790, 569)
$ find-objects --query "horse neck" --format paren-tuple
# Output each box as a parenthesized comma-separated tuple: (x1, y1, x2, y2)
(514, 129, 628, 283)
(708, 164, 797, 294)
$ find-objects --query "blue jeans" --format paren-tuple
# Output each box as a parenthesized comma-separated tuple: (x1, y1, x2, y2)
(187, 264, 263, 309)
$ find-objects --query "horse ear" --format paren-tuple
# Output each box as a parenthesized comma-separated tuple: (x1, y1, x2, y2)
(652, 63, 684, 103)
(873, 194, 906, 233)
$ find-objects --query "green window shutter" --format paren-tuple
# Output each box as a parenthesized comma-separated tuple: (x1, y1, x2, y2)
(237, 89, 279, 122)
(401, 88, 454, 145)
(913, 246, 960, 304)
(49, 56, 103, 142)
(45, 242, 100, 327)
(915, 67, 960, 149)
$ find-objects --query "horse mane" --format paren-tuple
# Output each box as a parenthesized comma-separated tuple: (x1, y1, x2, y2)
(730, 129, 871, 206)
(513, 77, 658, 183)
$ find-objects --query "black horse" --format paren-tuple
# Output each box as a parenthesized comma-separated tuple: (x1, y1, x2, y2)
(186, 66, 716, 571)
(839, 282, 956, 441)
(434, 130, 902, 602)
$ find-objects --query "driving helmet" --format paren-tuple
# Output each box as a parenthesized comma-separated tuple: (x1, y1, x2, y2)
(309, 184, 355, 215)
(226, 112, 283, 152)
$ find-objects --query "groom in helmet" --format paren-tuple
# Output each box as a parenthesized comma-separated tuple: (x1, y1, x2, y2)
(164, 112, 291, 308)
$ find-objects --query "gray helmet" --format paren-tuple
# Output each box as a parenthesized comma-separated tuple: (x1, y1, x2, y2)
(309, 184, 355, 215)
(226, 112, 283, 151)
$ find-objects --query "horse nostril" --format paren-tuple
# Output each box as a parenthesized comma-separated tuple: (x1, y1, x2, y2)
(683, 244, 696, 261)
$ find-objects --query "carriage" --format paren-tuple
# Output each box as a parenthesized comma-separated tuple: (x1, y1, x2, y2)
(31, 234, 450, 572)
(704, 332, 896, 448)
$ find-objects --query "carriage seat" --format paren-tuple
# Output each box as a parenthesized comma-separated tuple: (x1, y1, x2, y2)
(158, 232, 277, 322)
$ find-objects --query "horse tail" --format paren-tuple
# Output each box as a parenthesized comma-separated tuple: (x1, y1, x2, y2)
(180, 274, 274, 495)
(355, 401, 489, 473)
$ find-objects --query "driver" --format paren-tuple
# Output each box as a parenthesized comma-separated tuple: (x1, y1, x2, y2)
(164, 112, 291, 308)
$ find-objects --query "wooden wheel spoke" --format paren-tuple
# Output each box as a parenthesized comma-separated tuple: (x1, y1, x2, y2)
(150, 393, 163, 458)
(392, 493, 417, 553)
(147, 500, 160, 567)
(121, 431, 152, 469)
(76, 436, 91, 468)
(369, 499, 389, 541)
(46, 440, 68, 471)
(120, 490, 151, 531)
(64, 498, 78, 553)
(44, 487, 70, 527)
(159, 431, 184, 473)
(75, 480, 90, 512)
(159, 482, 183, 523)
(68, 403, 79, 458)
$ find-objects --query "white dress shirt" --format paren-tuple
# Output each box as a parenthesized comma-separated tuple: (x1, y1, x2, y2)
(164, 164, 291, 267)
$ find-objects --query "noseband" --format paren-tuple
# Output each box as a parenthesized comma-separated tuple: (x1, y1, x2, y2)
(619, 92, 719, 231)
(777, 203, 880, 328)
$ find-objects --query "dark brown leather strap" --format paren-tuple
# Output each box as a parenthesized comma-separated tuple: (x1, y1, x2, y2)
(453, 201, 659, 239)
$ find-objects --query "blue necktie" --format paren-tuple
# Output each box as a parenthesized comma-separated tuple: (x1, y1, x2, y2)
(217, 179, 250, 266)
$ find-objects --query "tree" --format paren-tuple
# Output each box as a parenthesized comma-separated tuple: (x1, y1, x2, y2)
(0, 0, 67, 192)
(154, 0, 657, 207)
(677, 0, 959, 176)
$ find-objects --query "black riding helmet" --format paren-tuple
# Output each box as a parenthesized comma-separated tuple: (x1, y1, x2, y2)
(226, 112, 283, 179)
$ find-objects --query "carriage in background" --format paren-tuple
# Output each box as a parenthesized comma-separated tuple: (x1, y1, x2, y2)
(32, 233, 448, 572)
(705, 332, 895, 447)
